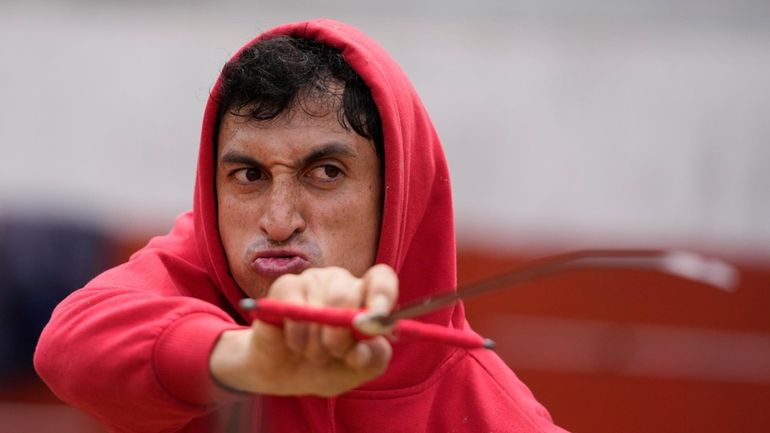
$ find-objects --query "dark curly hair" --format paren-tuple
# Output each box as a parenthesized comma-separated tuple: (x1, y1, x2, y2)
(215, 36, 383, 158)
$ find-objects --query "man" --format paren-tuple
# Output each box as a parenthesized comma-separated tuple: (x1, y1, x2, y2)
(35, 19, 569, 432)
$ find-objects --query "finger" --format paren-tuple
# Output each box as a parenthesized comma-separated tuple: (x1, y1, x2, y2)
(268, 274, 310, 354)
(345, 336, 392, 376)
(322, 326, 356, 358)
(284, 319, 308, 354)
(362, 264, 399, 315)
(316, 268, 362, 357)
(301, 269, 345, 361)
(251, 318, 287, 348)
(304, 322, 331, 364)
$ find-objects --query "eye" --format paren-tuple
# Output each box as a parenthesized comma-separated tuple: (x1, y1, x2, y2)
(307, 164, 343, 182)
(233, 168, 264, 183)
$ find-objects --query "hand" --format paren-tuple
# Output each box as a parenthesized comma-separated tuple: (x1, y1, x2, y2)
(210, 264, 398, 397)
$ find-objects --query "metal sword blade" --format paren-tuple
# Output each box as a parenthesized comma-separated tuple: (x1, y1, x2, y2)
(374, 249, 740, 326)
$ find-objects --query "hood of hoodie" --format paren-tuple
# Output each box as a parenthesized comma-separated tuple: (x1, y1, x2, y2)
(192, 19, 467, 390)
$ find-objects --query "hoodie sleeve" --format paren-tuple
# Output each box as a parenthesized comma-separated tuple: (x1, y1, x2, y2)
(34, 259, 248, 433)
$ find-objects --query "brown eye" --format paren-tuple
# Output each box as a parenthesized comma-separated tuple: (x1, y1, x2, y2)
(323, 165, 341, 179)
(305, 164, 344, 183)
(307, 164, 343, 183)
(245, 169, 261, 181)
(234, 168, 264, 183)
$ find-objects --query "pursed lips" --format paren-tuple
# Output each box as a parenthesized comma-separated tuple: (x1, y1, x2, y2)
(251, 249, 312, 278)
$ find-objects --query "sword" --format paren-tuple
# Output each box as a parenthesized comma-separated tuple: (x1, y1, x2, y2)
(240, 249, 739, 350)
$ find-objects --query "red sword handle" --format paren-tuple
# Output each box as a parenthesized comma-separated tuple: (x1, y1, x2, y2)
(239, 298, 493, 350)
(394, 320, 494, 349)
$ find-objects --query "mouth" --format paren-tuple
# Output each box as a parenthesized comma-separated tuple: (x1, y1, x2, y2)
(251, 250, 312, 279)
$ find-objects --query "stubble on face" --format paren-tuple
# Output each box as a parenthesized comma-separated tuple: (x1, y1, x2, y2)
(215, 104, 383, 298)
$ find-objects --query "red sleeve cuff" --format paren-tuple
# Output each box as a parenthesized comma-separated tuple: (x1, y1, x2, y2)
(153, 312, 248, 405)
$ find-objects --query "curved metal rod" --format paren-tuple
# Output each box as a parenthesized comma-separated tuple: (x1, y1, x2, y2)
(376, 249, 740, 326)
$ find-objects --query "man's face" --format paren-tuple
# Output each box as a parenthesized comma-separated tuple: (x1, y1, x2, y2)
(216, 105, 383, 299)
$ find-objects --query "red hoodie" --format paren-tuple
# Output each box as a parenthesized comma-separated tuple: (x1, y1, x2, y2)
(35, 19, 569, 433)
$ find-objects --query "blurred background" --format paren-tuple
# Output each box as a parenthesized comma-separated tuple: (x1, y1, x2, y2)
(1, 0, 769, 432)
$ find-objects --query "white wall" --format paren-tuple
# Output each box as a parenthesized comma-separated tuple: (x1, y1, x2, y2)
(2, 0, 769, 254)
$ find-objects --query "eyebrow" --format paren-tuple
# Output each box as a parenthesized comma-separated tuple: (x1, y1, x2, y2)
(219, 142, 358, 167)
(219, 152, 260, 166)
(301, 142, 357, 165)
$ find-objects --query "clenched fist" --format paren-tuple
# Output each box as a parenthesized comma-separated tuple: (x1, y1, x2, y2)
(210, 264, 398, 396)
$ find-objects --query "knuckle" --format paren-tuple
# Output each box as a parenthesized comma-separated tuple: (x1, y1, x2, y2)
(325, 283, 361, 308)
(366, 267, 398, 297)
(270, 273, 300, 295)
(325, 289, 351, 307)
(370, 264, 396, 279)
(302, 267, 322, 278)
(322, 266, 354, 284)
(321, 267, 361, 307)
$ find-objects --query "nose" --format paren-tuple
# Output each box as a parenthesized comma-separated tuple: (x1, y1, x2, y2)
(258, 179, 307, 243)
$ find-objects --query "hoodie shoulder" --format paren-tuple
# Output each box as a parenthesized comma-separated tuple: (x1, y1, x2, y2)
(91, 211, 220, 301)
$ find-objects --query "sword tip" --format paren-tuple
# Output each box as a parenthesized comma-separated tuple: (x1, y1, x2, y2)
(482, 338, 496, 350)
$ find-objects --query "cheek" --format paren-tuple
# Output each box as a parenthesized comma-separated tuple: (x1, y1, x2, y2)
(219, 190, 256, 228)
(217, 191, 255, 266)
(217, 201, 236, 265)
(314, 185, 381, 272)
(217, 191, 269, 294)
(323, 186, 379, 233)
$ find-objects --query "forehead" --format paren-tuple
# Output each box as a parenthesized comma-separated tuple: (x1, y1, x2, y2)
(216, 109, 379, 170)
(220, 110, 348, 147)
